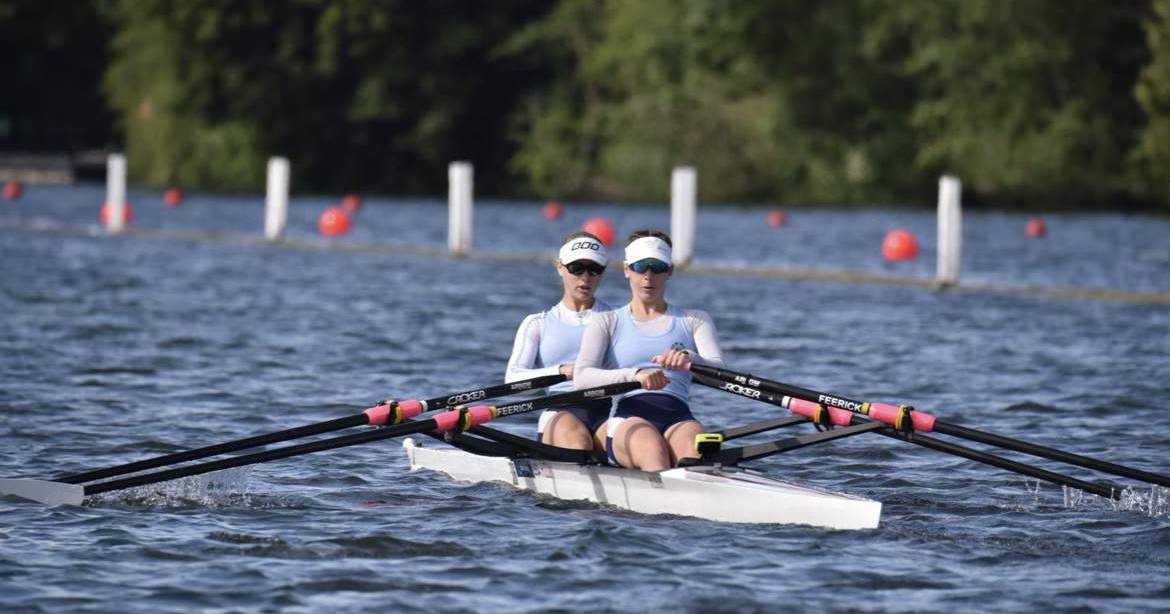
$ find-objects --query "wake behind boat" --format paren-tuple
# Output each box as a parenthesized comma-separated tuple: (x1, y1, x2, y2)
(403, 437, 881, 530)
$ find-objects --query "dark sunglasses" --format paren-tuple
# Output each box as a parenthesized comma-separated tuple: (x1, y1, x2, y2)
(564, 261, 606, 276)
(628, 259, 670, 274)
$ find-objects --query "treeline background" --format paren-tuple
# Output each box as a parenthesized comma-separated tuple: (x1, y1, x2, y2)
(2, 0, 1166, 209)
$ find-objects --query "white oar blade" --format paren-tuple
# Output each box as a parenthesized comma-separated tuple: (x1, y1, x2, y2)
(0, 478, 85, 506)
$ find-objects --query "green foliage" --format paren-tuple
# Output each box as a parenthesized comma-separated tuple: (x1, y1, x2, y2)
(102, 0, 550, 192)
(865, 0, 1153, 205)
(1132, 0, 1169, 202)
(9, 0, 1167, 207)
(103, 1, 264, 188)
(508, 0, 1163, 207)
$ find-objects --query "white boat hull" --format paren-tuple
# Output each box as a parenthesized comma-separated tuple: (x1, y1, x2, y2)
(402, 438, 880, 530)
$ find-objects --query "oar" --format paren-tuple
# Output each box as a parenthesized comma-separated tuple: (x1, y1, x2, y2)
(691, 371, 1128, 500)
(57, 374, 567, 484)
(1, 382, 637, 506)
(690, 364, 1169, 488)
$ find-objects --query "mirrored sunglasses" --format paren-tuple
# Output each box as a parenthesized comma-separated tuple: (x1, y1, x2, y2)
(628, 259, 670, 274)
(565, 261, 606, 276)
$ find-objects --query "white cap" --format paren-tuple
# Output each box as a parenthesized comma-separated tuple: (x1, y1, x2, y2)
(559, 236, 608, 266)
(624, 236, 672, 267)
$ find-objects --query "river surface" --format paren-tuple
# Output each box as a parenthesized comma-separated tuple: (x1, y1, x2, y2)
(1, 186, 1168, 612)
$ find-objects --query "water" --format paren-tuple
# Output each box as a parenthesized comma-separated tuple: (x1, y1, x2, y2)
(1, 186, 1168, 612)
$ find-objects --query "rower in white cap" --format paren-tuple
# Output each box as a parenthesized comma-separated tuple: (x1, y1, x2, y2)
(505, 231, 615, 450)
(573, 229, 725, 470)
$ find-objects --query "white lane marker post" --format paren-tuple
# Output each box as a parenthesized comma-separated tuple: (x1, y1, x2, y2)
(448, 161, 473, 256)
(265, 157, 290, 241)
(936, 175, 962, 286)
(670, 166, 696, 269)
(105, 153, 127, 234)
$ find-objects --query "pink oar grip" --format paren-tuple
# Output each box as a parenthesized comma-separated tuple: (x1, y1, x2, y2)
(362, 399, 424, 426)
(363, 405, 390, 426)
(396, 399, 424, 420)
(431, 405, 496, 432)
(867, 402, 936, 431)
(432, 409, 461, 432)
(788, 398, 853, 426)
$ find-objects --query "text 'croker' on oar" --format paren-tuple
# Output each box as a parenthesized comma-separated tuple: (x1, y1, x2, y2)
(688, 364, 1167, 494)
(57, 373, 567, 485)
(0, 381, 638, 506)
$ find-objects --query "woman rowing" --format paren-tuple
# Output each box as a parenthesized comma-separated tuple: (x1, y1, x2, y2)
(505, 232, 614, 450)
(574, 229, 724, 470)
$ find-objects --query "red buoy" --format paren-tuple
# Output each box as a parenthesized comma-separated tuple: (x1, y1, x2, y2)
(543, 200, 564, 221)
(99, 202, 135, 226)
(882, 229, 919, 261)
(581, 217, 616, 247)
(767, 209, 787, 228)
(1025, 217, 1046, 238)
(3, 181, 22, 200)
(318, 207, 352, 237)
(340, 194, 362, 214)
(163, 187, 183, 208)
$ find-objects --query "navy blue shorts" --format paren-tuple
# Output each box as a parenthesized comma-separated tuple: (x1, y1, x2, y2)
(605, 393, 695, 465)
(537, 398, 611, 438)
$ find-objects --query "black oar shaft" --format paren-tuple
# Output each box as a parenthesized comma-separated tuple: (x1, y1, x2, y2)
(692, 370, 1130, 499)
(60, 374, 569, 485)
(692, 364, 1169, 488)
(932, 422, 1170, 488)
(60, 415, 368, 484)
(82, 381, 636, 498)
(718, 421, 886, 464)
(420, 374, 567, 409)
(719, 416, 808, 441)
(84, 419, 437, 496)
(883, 430, 1122, 500)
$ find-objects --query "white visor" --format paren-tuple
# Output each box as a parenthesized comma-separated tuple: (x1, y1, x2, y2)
(558, 237, 608, 266)
(624, 236, 672, 267)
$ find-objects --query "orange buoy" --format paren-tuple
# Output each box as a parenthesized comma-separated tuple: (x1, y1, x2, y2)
(340, 194, 362, 214)
(318, 206, 352, 237)
(767, 209, 787, 228)
(3, 181, 22, 200)
(163, 187, 183, 207)
(581, 217, 616, 247)
(1025, 217, 1046, 238)
(542, 200, 564, 221)
(882, 229, 919, 261)
(99, 202, 135, 226)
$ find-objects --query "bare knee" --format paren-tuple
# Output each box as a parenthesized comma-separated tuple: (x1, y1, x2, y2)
(665, 420, 704, 466)
(541, 412, 592, 450)
(614, 418, 670, 471)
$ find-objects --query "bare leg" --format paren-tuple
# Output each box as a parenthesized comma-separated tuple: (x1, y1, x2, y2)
(540, 411, 593, 450)
(611, 417, 671, 471)
(592, 421, 608, 451)
(664, 420, 704, 466)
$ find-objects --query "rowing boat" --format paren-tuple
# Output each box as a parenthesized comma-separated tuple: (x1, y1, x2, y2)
(402, 437, 882, 530)
(3, 372, 1162, 527)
